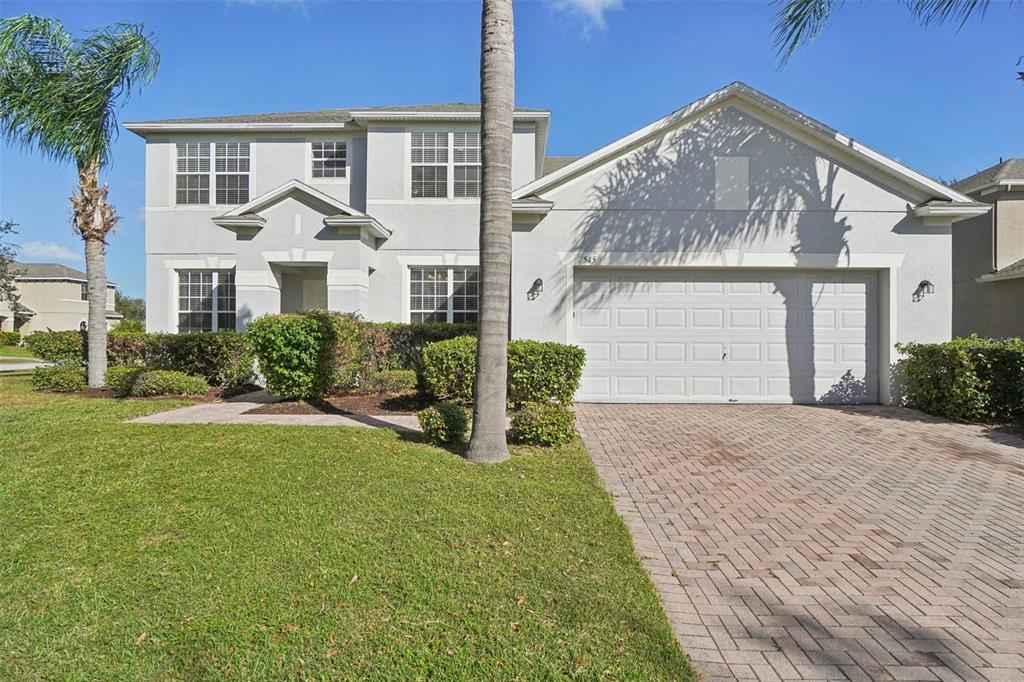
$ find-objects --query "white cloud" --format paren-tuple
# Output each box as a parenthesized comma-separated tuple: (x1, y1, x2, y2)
(20, 241, 83, 263)
(553, 0, 623, 30)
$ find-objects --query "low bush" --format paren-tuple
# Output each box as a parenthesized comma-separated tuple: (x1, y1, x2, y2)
(0, 331, 20, 347)
(896, 335, 1024, 422)
(107, 332, 148, 366)
(144, 332, 252, 387)
(364, 322, 477, 373)
(362, 369, 418, 394)
(418, 402, 470, 446)
(105, 365, 148, 396)
(31, 364, 86, 392)
(510, 402, 577, 446)
(25, 330, 83, 363)
(129, 370, 209, 397)
(421, 336, 587, 407)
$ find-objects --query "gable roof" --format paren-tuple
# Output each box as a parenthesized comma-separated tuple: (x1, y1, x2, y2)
(513, 81, 976, 206)
(14, 262, 116, 286)
(952, 159, 1024, 195)
(542, 156, 581, 176)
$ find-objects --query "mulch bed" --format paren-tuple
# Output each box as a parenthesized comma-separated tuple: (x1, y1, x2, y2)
(246, 391, 431, 416)
(72, 382, 264, 402)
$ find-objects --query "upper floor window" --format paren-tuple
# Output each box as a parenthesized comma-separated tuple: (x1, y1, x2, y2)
(312, 141, 347, 178)
(80, 283, 88, 301)
(453, 132, 481, 198)
(411, 132, 449, 198)
(177, 269, 236, 333)
(175, 142, 249, 206)
(175, 142, 210, 205)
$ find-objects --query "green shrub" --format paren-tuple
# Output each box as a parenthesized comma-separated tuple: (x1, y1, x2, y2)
(129, 370, 209, 397)
(31, 364, 86, 392)
(143, 332, 252, 387)
(510, 402, 577, 446)
(107, 331, 148, 366)
(104, 365, 147, 396)
(418, 402, 470, 445)
(363, 369, 418, 394)
(113, 318, 145, 333)
(364, 322, 477, 373)
(25, 330, 84, 363)
(0, 331, 20, 347)
(421, 336, 586, 407)
(896, 335, 1024, 422)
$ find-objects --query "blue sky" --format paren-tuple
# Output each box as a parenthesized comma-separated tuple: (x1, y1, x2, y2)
(2, 0, 1021, 298)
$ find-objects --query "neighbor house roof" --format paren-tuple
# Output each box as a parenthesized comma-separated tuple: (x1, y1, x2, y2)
(542, 156, 581, 176)
(952, 159, 1024, 196)
(14, 262, 116, 286)
(513, 81, 979, 212)
(978, 255, 1024, 283)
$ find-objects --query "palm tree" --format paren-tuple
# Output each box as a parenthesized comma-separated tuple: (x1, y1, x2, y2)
(466, 0, 515, 463)
(0, 15, 158, 386)
(774, 0, 994, 62)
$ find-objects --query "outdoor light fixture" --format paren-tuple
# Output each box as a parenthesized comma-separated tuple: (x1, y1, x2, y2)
(528, 278, 544, 301)
(913, 279, 935, 302)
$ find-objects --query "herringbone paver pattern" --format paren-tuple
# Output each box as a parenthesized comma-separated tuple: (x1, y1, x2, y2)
(576, 404, 1024, 682)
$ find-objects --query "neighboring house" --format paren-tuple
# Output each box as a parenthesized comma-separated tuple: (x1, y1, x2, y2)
(0, 262, 121, 334)
(950, 159, 1024, 338)
(126, 82, 986, 405)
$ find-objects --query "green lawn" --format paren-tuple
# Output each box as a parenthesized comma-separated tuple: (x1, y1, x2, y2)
(0, 346, 36, 359)
(0, 375, 693, 680)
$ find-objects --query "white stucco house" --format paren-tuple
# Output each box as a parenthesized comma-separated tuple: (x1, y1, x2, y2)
(126, 82, 987, 405)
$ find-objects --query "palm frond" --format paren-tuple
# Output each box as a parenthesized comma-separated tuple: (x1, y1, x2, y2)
(772, 0, 838, 64)
(903, 0, 992, 27)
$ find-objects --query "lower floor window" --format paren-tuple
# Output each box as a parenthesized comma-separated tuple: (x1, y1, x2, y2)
(178, 269, 236, 333)
(409, 266, 478, 323)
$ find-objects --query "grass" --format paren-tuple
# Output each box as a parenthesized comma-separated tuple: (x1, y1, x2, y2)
(0, 346, 36, 359)
(0, 375, 693, 680)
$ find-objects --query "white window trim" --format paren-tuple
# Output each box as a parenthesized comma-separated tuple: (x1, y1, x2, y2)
(408, 129, 482, 202)
(306, 138, 350, 184)
(173, 141, 251, 207)
(399, 255, 480, 322)
(408, 265, 479, 323)
(176, 269, 236, 333)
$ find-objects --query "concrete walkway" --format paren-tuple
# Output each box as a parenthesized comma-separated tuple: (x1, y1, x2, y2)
(0, 358, 49, 372)
(577, 403, 1024, 682)
(130, 391, 421, 432)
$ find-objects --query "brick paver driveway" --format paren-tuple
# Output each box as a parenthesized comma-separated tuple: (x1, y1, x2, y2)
(576, 404, 1023, 682)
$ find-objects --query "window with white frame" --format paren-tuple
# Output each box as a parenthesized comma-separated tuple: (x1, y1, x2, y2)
(409, 267, 478, 323)
(411, 132, 449, 198)
(175, 142, 210, 205)
(312, 141, 347, 178)
(215, 143, 250, 204)
(453, 132, 481, 198)
(80, 282, 88, 301)
(177, 269, 236, 333)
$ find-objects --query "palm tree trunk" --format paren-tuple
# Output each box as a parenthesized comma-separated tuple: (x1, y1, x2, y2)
(76, 160, 108, 387)
(466, 0, 514, 463)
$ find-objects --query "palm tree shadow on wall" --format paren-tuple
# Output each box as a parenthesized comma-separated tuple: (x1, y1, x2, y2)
(557, 106, 900, 403)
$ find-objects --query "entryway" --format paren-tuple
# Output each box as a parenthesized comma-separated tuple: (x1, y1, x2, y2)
(274, 263, 327, 313)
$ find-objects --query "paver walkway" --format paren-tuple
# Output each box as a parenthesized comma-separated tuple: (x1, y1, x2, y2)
(576, 404, 1024, 682)
(130, 391, 420, 431)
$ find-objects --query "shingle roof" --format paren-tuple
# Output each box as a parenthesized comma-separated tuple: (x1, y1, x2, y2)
(542, 156, 581, 176)
(952, 159, 1024, 195)
(990, 256, 1024, 280)
(128, 103, 548, 125)
(14, 262, 115, 285)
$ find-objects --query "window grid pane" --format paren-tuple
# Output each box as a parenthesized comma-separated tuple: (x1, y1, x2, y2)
(177, 269, 235, 333)
(312, 141, 347, 178)
(214, 142, 249, 204)
(175, 143, 210, 205)
(409, 267, 479, 324)
(411, 132, 448, 198)
(451, 268, 479, 322)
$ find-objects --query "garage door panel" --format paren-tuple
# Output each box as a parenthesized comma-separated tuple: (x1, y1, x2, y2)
(573, 268, 878, 404)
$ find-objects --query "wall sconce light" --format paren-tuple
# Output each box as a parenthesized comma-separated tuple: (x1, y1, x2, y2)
(913, 279, 935, 302)
(528, 277, 544, 301)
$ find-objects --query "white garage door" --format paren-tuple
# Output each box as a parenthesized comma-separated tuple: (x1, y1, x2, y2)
(573, 269, 878, 404)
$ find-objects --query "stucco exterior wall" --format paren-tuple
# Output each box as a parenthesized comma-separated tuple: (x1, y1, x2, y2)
(509, 104, 952, 372)
(12, 279, 117, 334)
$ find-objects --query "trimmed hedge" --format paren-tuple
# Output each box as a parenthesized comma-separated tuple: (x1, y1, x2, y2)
(129, 370, 209, 397)
(105, 365, 147, 396)
(0, 331, 19, 346)
(32, 365, 86, 393)
(510, 402, 577, 446)
(363, 322, 477, 373)
(422, 336, 586, 407)
(22, 330, 252, 386)
(418, 402, 470, 445)
(362, 369, 418, 394)
(896, 335, 1024, 422)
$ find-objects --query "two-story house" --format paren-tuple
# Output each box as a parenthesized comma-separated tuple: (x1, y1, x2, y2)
(0, 262, 120, 334)
(126, 82, 986, 405)
(951, 159, 1024, 338)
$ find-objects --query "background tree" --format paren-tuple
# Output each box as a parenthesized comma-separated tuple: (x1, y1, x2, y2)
(114, 289, 145, 328)
(0, 219, 22, 315)
(774, 0, 1001, 64)
(0, 15, 158, 385)
(466, 0, 515, 463)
